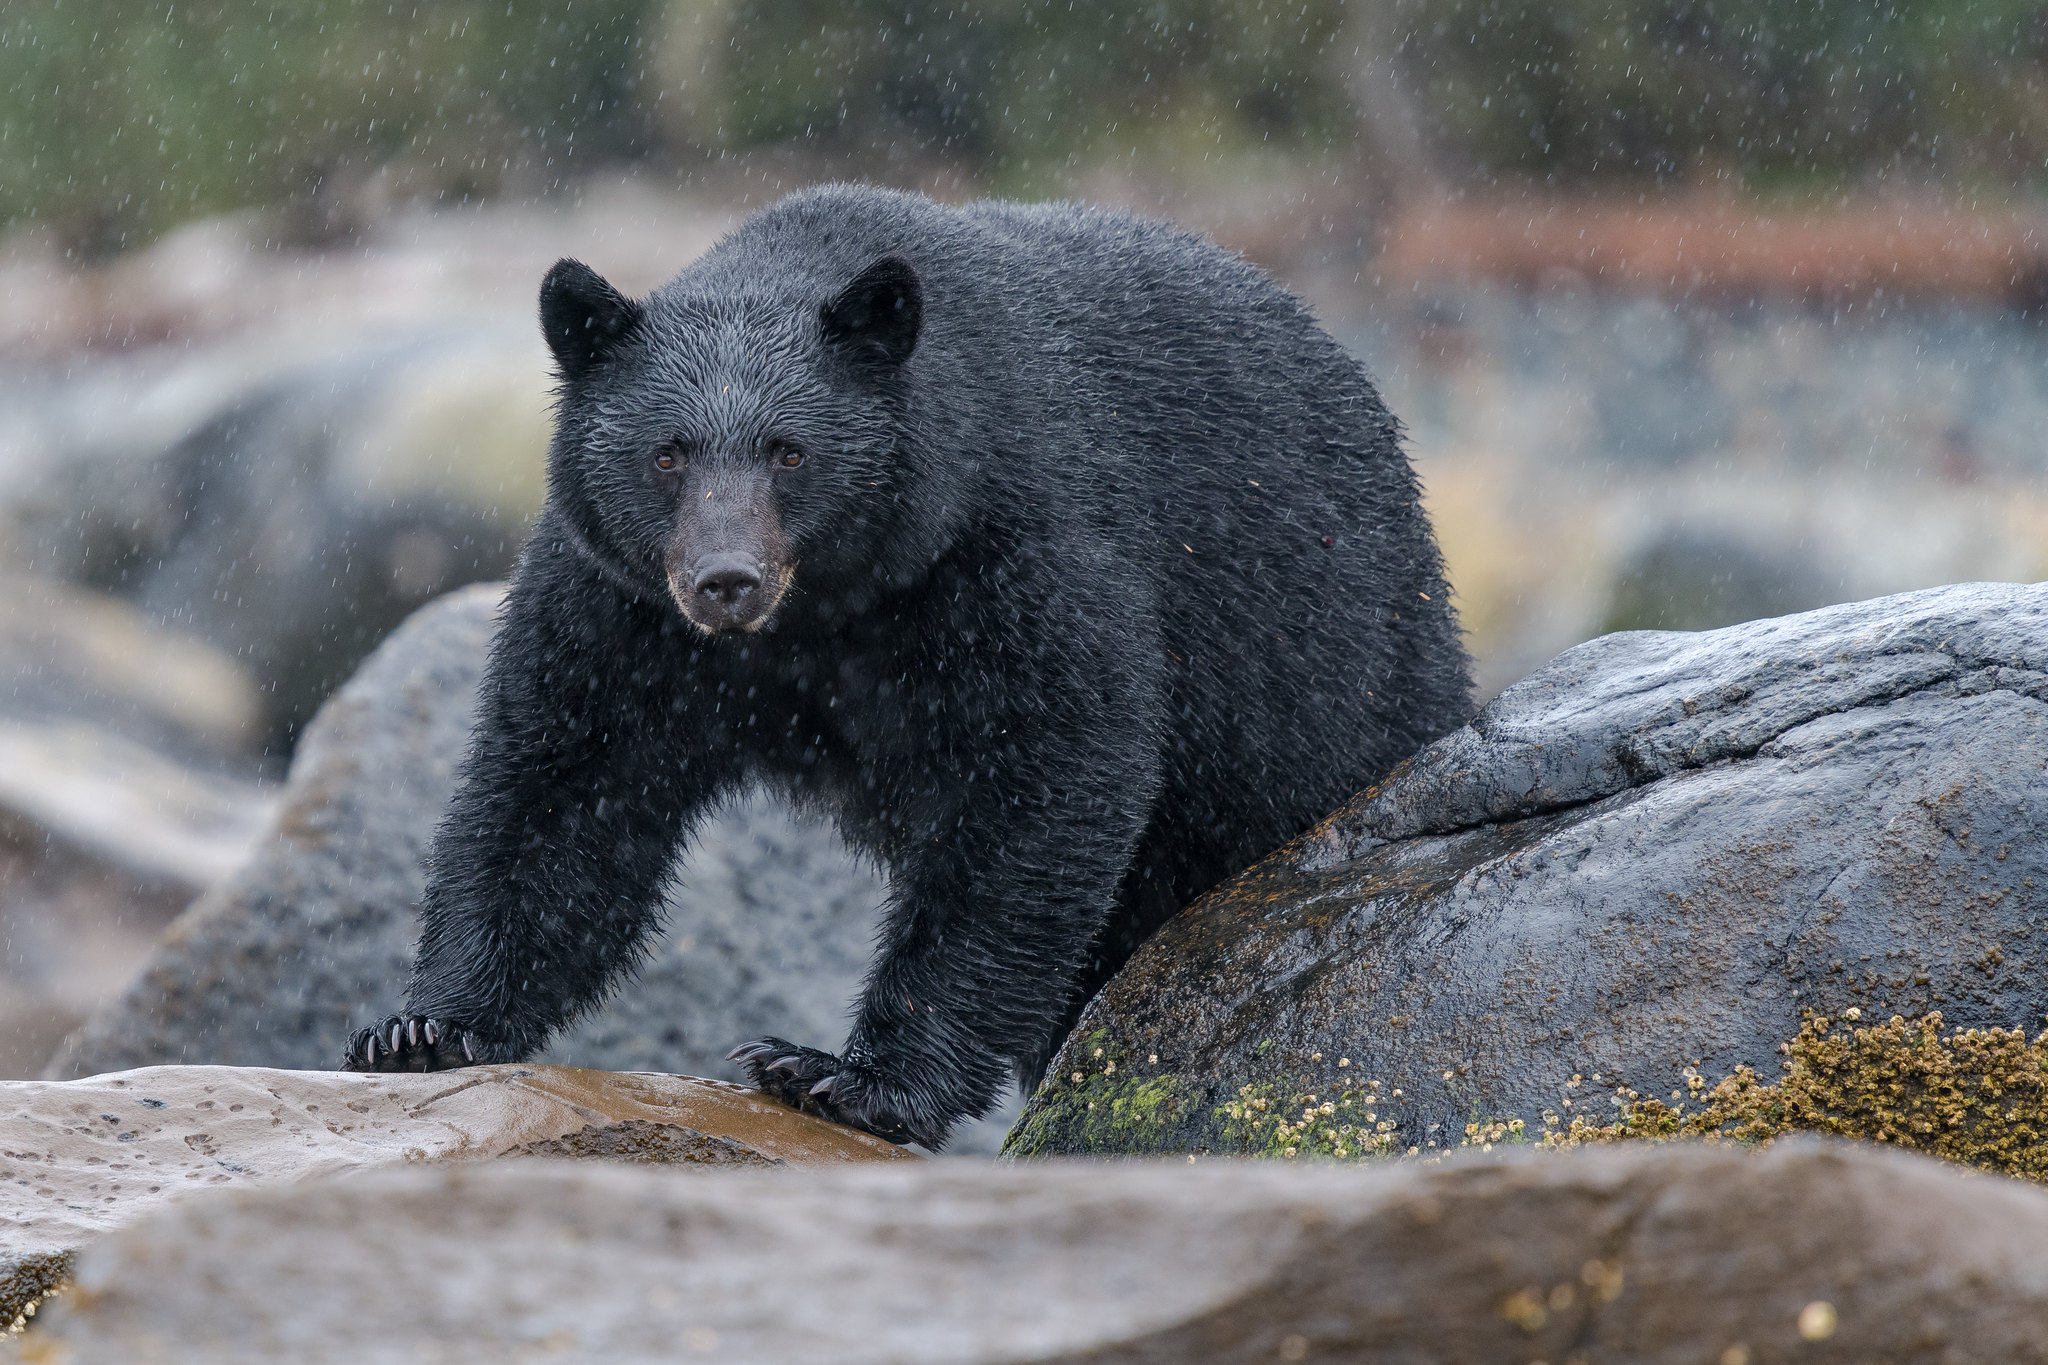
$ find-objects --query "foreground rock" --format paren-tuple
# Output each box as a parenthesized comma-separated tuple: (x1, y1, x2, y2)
(0, 1062, 909, 1325)
(12, 1138, 2047, 1361)
(1010, 582, 2048, 1158)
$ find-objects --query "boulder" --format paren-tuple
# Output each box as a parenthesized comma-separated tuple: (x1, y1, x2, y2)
(16, 1138, 2048, 1361)
(46, 585, 1020, 1148)
(7, 329, 550, 750)
(0, 1062, 911, 1328)
(0, 724, 272, 895)
(1008, 581, 2048, 1159)
(0, 571, 266, 767)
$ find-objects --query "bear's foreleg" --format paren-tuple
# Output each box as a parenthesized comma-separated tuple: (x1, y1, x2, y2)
(735, 727, 1159, 1148)
(344, 561, 734, 1071)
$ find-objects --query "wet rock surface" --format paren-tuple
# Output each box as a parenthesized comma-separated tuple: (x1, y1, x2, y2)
(43, 585, 1020, 1148)
(1010, 581, 2048, 1158)
(13, 1138, 2048, 1362)
(0, 1061, 911, 1327)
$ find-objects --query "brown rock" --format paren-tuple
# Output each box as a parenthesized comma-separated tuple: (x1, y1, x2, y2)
(12, 1138, 2048, 1362)
(0, 1062, 910, 1326)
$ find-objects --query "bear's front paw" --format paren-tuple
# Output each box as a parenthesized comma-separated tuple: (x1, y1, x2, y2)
(726, 1038, 929, 1147)
(341, 1015, 488, 1073)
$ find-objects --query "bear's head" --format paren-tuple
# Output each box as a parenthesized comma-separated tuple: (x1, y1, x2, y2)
(537, 252, 923, 635)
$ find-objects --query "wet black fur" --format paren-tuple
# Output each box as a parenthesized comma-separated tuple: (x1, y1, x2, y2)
(346, 185, 1471, 1148)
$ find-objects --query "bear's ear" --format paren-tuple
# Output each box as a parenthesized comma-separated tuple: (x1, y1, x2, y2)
(539, 258, 643, 380)
(820, 255, 922, 368)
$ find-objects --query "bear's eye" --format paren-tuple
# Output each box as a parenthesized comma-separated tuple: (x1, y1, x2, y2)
(767, 439, 804, 469)
(653, 443, 686, 473)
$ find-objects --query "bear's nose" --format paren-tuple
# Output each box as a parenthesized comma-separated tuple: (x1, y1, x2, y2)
(692, 553, 761, 607)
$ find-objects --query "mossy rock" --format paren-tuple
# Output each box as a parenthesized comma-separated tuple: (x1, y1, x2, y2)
(1009, 584, 2048, 1164)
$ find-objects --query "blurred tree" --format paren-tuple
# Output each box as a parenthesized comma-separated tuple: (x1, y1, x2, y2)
(650, 0, 1358, 186)
(0, 0, 657, 254)
(1379, 0, 2048, 188)
(1, 0, 2043, 252)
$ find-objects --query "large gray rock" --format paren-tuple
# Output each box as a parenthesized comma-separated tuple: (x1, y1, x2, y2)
(1009, 581, 2048, 1157)
(42, 585, 995, 1130)
(17, 1138, 2048, 1361)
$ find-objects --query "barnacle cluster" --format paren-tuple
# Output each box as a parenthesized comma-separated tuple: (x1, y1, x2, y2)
(1542, 1010, 2048, 1180)
(1217, 1078, 1412, 1160)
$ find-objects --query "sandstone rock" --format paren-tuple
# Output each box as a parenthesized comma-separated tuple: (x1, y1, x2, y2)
(45, 586, 1024, 1148)
(1010, 581, 2048, 1158)
(0, 1061, 911, 1328)
(16, 1138, 2048, 1361)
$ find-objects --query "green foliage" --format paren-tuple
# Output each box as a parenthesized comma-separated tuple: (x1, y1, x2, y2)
(665, 0, 1358, 182)
(1393, 0, 2048, 186)
(2, 0, 2044, 248)
(0, 0, 656, 250)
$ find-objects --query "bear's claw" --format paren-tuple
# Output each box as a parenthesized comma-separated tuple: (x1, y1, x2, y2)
(342, 1014, 485, 1073)
(727, 1036, 923, 1147)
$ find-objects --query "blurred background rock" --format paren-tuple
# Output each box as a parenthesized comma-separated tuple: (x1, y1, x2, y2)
(1, 0, 2043, 1090)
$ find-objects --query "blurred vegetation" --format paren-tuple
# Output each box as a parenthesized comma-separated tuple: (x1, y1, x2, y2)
(2, 0, 2045, 251)
(0, 0, 657, 255)
(1404, 0, 2048, 188)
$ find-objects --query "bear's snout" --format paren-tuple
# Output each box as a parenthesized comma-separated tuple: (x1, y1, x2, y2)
(693, 554, 762, 609)
(668, 547, 788, 634)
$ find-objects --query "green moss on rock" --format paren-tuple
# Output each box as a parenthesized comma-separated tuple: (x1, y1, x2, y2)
(1005, 1034, 1195, 1157)
(1006, 1032, 1442, 1160)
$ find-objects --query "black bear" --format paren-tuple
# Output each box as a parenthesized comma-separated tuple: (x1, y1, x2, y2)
(344, 185, 1471, 1148)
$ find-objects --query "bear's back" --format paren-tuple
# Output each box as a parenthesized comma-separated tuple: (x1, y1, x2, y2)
(651, 186, 1469, 960)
